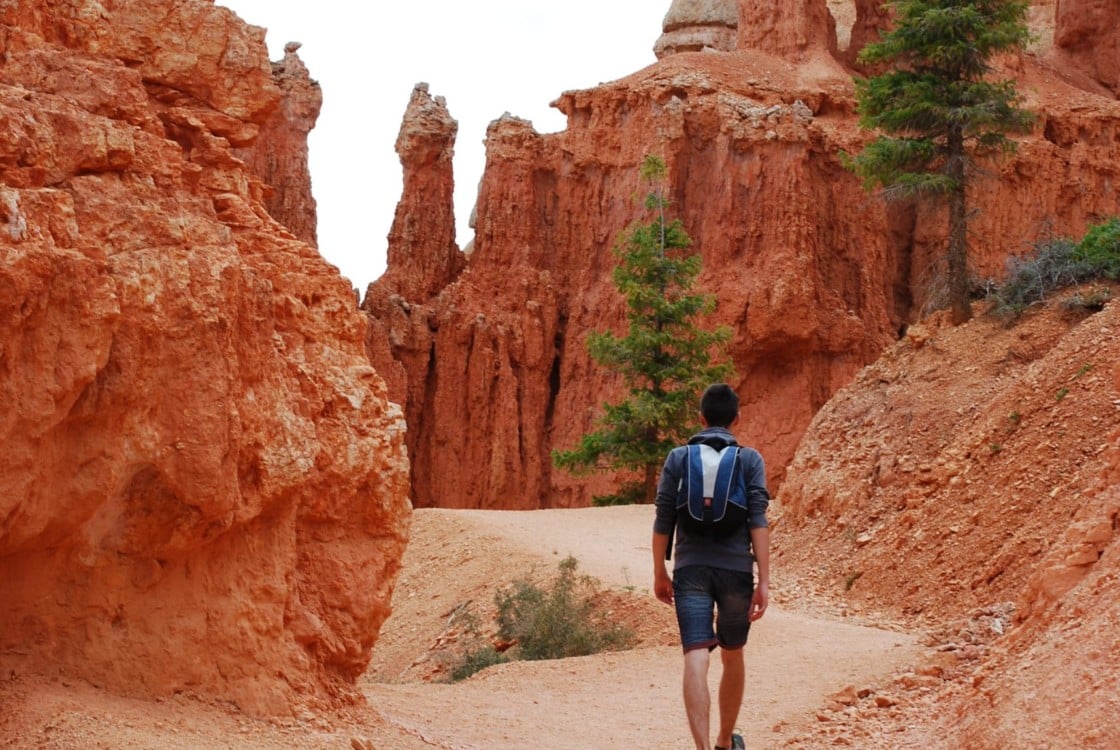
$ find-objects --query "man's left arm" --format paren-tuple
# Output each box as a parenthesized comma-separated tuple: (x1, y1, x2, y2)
(749, 525, 769, 621)
(743, 448, 770, 621)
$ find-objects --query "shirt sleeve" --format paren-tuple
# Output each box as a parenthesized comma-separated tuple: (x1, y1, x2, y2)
(652, 448, 681, 535)
(741, 448, 770, 529)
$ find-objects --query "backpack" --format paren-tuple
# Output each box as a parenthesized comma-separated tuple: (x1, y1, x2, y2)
(666, 436, 749, 559)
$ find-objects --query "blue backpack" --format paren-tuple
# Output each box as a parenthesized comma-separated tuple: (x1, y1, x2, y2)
(666, 437, 749, 560)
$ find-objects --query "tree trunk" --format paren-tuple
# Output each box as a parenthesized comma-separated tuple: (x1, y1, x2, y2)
(947, 126, 972, 325)
(643, 462, 659, 504)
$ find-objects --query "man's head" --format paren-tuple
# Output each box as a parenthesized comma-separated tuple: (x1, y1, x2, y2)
(700, 383, 739, 428)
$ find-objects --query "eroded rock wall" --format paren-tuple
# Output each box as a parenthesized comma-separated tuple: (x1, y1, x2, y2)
(0, 0, 409, 716)
(234, 42, 322, 247)
(1056, 0, 1120, 95)
(738, 0, 836, 58)
(365, 0, 1119, 510)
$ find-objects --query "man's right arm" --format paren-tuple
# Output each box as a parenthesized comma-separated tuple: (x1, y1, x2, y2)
(652, 532, 673, 604)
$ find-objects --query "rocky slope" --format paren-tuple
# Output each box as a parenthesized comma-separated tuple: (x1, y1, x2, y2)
(364, 0, 1120, 510)
(777, 289, 1120, 748)
(0, 0, 408, 716)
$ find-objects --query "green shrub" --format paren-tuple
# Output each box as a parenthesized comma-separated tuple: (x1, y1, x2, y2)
(1073, 217, 1120, 279)
(450, 646, 510, 682)
(447, 556, 635, 681)
(495, 556, 635, 661)
(592, 481, 647, 507)
(994, 218, 1120, 316)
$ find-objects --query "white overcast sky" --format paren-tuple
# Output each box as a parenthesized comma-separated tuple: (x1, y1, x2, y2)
(216, 1, 666, 290)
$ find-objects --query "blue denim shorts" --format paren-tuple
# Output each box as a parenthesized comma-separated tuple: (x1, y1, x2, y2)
(672, 565, 755, 652)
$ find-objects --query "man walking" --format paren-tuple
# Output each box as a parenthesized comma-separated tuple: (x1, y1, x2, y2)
(652, 383, 770, 750)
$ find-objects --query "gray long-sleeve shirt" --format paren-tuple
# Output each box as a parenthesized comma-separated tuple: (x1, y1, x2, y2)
(653, 426, 770, 573)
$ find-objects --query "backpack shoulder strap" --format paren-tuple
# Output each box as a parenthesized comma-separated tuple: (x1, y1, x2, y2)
(711, 446, 741, 504)
(682, 444, 705, 511)
(688, 434, 738, 450)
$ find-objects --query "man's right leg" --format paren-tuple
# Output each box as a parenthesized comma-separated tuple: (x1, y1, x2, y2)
(683, 647, 712, 750)
(673, 567, 719, 750)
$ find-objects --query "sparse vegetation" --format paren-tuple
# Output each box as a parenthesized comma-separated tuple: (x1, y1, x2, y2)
(496, 556, 635, 661)
(844, 571, 865, 591)
(1061, 287, 1113, 313)
(450, 556, 635, 681)
(1055, 387, 1069, 402)
(993, 218, 1120, 316)
(446, 603, 510, 681)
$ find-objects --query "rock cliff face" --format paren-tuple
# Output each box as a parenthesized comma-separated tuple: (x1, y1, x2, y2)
(1055, 0, 1120, 94)
(365, 0, 1120, 510)
(777, 291, 1120, 748)
(234, 42, 322, 247)
(0, 0, 409, 716)
(738, 0, 836, 57)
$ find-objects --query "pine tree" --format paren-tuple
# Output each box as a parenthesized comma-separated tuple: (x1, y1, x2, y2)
(848, 0, 1035, 324)
(553, 155, 734, 506)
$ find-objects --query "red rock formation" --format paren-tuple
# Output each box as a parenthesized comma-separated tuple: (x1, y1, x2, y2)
(381, 83, 465, 302)
(839, 0, 896, 68)
(363, 110, 560, 509)
(0, 0, 409, 716)
(738, 0, 836, 58)
(365, 1, 1120, 511)
(361, 83, 466, 428)
(235, 42, 323, 247)
(1055, 0, 1120, 94)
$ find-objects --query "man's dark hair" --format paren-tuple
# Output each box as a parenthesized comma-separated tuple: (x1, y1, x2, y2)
(700, 383, 739, 427)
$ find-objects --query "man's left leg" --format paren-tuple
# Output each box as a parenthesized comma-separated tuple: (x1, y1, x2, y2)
(712, 567, 753, 749)
(715, 646, 744, 749)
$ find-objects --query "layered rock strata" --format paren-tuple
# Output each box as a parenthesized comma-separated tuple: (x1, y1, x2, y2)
(655, 0, 740, 58)
(0, 0, 409, 715)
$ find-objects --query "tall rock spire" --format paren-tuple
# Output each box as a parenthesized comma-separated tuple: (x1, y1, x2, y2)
(654, 0, 739, 58)
(379, 83, 464, 302)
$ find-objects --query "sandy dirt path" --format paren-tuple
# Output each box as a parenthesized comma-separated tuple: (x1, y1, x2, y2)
(363, 507, 922, 749)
